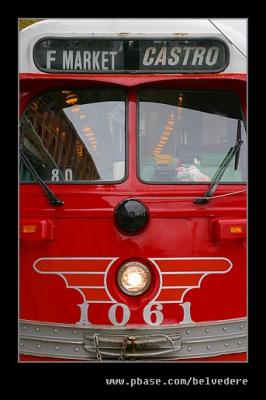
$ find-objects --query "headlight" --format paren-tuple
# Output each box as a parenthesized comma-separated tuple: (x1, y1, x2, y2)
(117, 262, 151, 296)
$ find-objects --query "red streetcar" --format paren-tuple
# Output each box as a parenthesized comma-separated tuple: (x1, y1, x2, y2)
(19, 19, 247, 362)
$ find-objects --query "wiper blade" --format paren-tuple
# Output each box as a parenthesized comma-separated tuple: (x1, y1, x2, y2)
(20, 149, 64, 206)
(194, 120, 243, 205)
(234, 119, 242, 170)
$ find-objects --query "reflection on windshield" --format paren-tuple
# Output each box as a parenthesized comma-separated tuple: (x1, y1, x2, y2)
(138, 90, 247, 183)
(63, 101, 125, 181)
(20, 89, 126, 183)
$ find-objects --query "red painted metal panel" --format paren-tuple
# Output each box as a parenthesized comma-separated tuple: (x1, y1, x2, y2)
(212, 219, 246, 240)
(19, 73, 247, 361)
(20, 219, 55, 241)
(19, 352, 247, 362)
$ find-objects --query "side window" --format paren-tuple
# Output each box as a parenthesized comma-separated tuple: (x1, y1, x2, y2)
(20, 89, 126, 183)
(138, 89, 247, 183)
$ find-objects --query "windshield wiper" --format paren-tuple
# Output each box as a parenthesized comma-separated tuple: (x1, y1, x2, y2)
(194, 120, 243, 205)
(20, 149, 64, 206)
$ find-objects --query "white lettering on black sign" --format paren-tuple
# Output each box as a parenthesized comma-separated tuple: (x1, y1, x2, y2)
(34, 38, 229, 73)
(141, 45, 220, 68)
(59, 50, 118, 70)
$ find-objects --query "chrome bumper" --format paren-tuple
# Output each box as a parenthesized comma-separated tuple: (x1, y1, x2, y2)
(19, 318, 247, 361)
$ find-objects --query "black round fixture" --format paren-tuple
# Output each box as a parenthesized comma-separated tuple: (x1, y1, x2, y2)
(115, 199, 149, 234)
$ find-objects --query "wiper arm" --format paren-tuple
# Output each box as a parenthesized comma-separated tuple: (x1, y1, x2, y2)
(20, 149, 64, 206)
(194, 120, 243, 205)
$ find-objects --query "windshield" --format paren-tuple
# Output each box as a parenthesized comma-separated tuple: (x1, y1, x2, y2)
(20, 88, 126, 183)
(138, 89, 247, 183)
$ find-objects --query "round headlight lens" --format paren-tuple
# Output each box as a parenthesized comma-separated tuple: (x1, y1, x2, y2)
(117, 262, 151, 296)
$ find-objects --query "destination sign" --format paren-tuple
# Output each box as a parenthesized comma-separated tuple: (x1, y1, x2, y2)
(33, 38, 229, 73)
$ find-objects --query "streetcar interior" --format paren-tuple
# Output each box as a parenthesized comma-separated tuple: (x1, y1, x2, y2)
(138, 89, 246, 183)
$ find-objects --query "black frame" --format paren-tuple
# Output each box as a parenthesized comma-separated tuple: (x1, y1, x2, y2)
(33, 36, 230, 74)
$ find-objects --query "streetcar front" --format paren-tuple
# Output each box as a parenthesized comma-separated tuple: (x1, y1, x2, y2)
(19, 19, 247, 361)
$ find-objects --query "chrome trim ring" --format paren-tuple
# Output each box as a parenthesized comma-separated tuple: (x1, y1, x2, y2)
(117, 262, 151, 296)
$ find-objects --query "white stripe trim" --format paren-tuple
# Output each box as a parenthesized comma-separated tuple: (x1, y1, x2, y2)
(162, 271, 214, 275)
(33, 257, 119, 303)
(161, 286, 197, 289)
(70, 286, 105, 289)
(149, 257, 233, 304)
